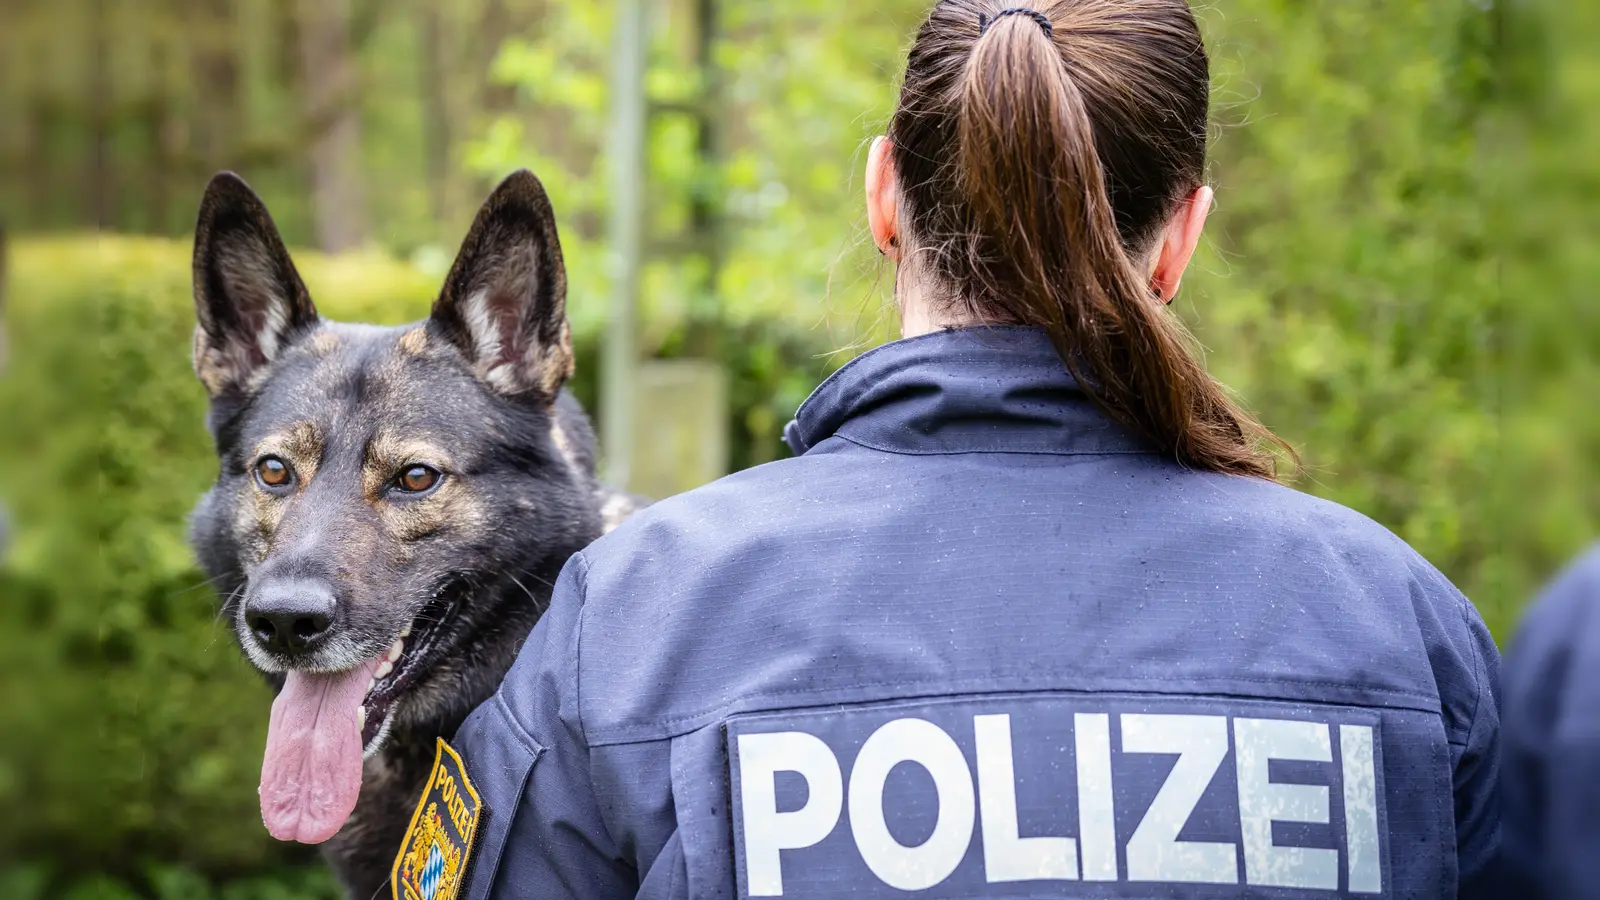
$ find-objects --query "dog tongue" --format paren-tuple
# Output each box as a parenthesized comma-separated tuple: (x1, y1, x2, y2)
(259, 658, 381, 844)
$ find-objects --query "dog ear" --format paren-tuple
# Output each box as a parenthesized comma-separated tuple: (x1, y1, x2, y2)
(191, 172, 319, 398)
(429, 169, 573, 399)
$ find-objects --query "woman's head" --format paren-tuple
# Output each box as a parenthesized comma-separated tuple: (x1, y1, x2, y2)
(868, 0, 1289, 479)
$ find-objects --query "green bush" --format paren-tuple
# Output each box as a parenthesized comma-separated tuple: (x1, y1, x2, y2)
(0, 863, 340, 900)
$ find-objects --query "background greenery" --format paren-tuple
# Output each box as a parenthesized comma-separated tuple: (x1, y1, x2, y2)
(0, 0, 1594, 895)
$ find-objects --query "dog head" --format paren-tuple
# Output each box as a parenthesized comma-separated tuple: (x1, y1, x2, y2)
(188, 171, 602, 843)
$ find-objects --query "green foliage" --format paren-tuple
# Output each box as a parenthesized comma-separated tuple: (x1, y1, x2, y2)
(1, 0, 522, 249)
(0, 864, 339, 900)
(470, 1, 926, 336)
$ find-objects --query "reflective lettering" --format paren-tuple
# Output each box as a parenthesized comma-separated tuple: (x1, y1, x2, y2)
(1122, 714, 1238, 884)
(730, 705, 1388, 897)
(1340, 724, 1383, 893)
(849, 718, 975, 891)
(1235, 718, 1337, 890)
(738, 731, 843, 897)
(1074, 712, 1118, 881)
(974, 714, 1077, 882)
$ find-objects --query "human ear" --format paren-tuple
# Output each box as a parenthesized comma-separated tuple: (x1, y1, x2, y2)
(866, 136, 901, 261)
(1150, 185, 1212, 303)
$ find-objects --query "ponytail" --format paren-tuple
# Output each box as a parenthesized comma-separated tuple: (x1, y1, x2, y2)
(892, 1, 1292, 480)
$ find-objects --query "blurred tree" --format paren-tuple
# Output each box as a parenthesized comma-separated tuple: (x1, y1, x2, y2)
(419, 2, 453, 225)
(296, 0, 367, 251)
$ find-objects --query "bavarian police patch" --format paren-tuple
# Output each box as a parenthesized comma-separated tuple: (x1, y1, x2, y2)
(393, 739, 483, 900)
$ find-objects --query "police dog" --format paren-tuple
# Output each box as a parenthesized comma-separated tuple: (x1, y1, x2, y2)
(188, 170, 638, 897)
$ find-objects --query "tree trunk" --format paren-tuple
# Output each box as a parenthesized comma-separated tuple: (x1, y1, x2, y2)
(189, 0, 238, 212)
(477, 0, 518, 115)
(418, 2, 451, 229)
(296, 0, 366, 252)
(691, 0, 724, 301)
(89, 0, 112, 228)
(146, 33, 174, 233)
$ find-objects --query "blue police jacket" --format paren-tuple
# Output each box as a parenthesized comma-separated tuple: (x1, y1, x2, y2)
(1503, 545, 1600, 898)
(456, 326, 1501, 899)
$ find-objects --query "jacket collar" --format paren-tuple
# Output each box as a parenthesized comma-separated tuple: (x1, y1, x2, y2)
(784, 326, 1155, 457)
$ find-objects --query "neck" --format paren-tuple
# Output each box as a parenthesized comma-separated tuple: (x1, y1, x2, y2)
(896, 262, 979, 338)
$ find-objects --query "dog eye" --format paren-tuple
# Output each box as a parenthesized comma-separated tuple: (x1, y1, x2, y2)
(255, 456, 294, 489)
(396, 465, 442, 494)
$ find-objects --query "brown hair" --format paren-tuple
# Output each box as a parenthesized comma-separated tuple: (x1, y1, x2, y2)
(889, 0, 1291, 479)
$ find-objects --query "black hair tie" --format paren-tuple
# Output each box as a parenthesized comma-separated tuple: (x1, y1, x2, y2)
(977, 8, 1055, 40)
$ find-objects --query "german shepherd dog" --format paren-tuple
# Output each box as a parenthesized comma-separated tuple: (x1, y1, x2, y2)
(187, 170, 639, 897)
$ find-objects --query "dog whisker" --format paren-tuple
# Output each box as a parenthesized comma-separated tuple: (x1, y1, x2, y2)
(505, 571, 551, 616)
(171, 572, 232, 599)
(210, 582, 247, 627)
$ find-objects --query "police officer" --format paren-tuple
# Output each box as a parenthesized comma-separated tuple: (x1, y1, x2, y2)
(453, 2, 1501, 897)
(1504, 545, 1600, 897)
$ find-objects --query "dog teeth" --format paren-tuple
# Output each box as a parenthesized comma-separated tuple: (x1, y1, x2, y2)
(386, 639, 404, 663)
(366, 677, 377, 696)
(399, 624, 412, 638)
(357, 706, 367, 730)
(374, 659, 393, 680)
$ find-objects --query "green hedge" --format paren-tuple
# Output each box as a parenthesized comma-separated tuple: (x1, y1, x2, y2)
(0, 231, 1592, 893)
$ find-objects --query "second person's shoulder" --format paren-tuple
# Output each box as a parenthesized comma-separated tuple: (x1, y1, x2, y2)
(1509, 544, 1600, 676)
(1521, 544, 1600, 628)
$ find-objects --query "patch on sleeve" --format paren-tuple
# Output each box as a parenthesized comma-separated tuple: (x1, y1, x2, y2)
(393, 739, 484, 900)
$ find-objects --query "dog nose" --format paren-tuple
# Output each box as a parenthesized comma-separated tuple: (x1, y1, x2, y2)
(246, 580, 336, 655)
